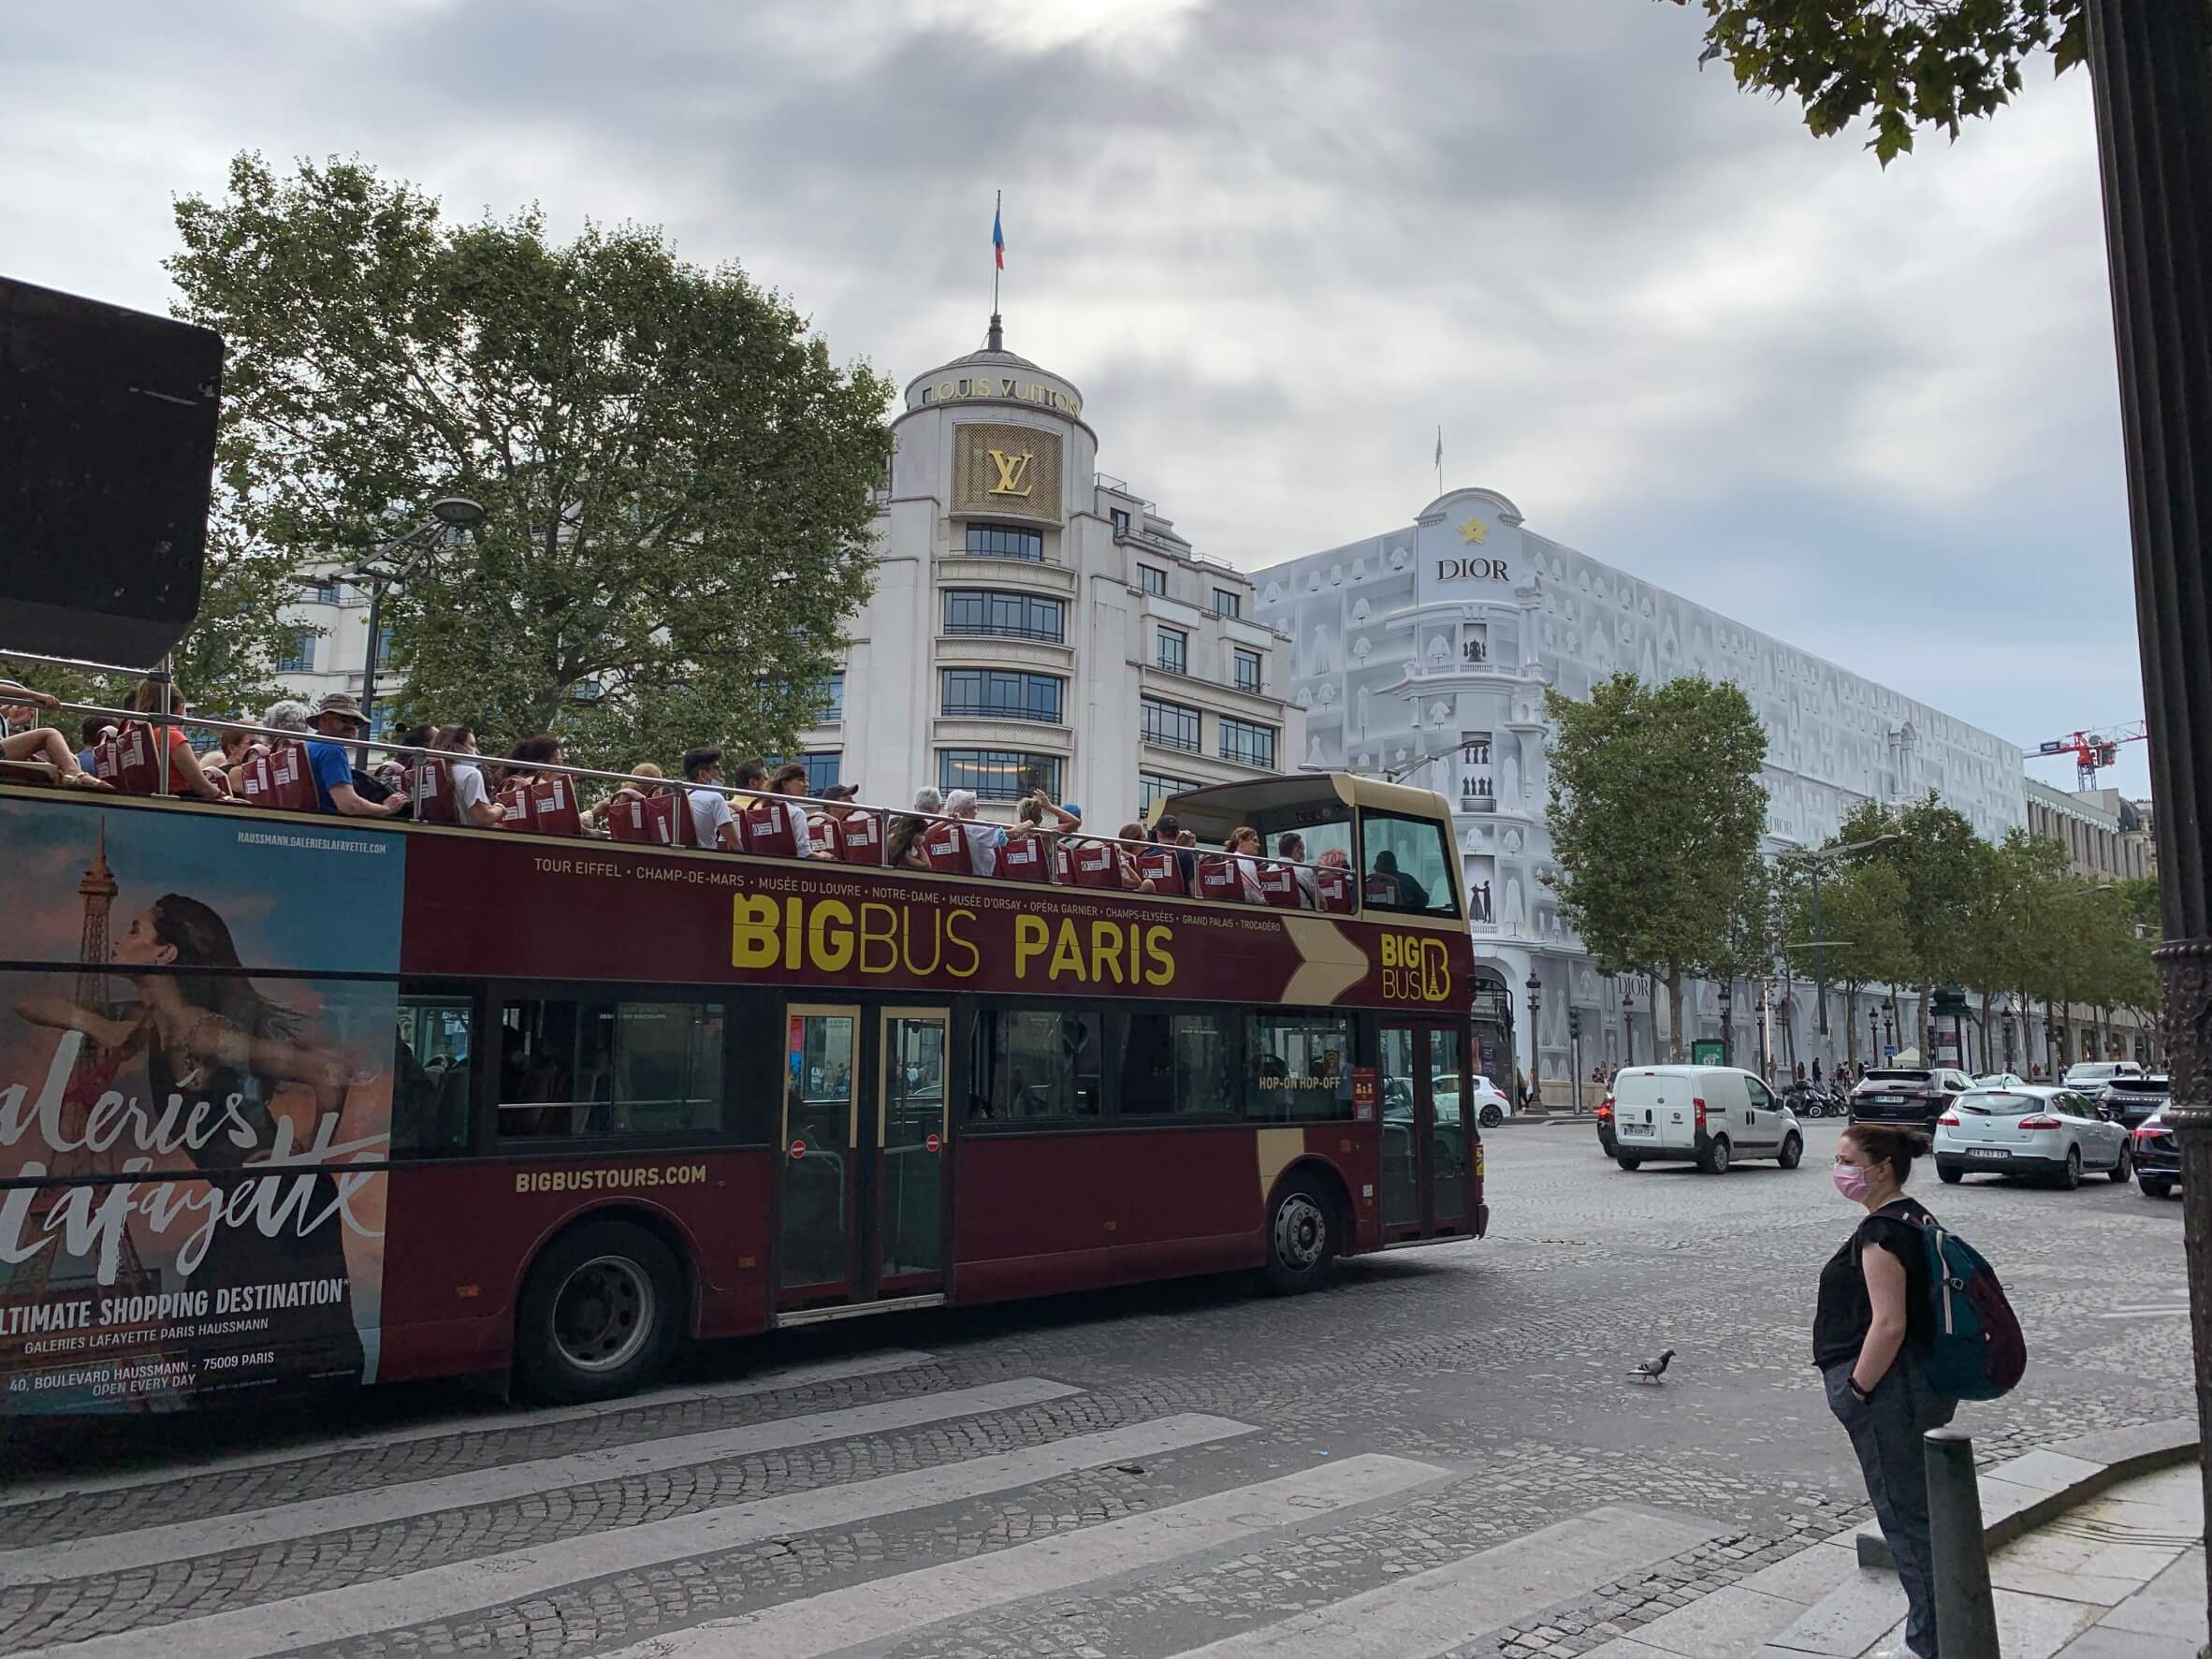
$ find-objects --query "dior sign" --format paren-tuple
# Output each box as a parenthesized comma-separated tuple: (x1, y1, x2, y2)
(1435, 557, 1511, 584)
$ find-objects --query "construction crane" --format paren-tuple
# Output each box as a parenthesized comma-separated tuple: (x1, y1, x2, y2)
(2029, 720, 2149, 789)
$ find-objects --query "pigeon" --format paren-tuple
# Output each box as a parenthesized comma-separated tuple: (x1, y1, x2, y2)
(1629, 1349, 1676, 1385)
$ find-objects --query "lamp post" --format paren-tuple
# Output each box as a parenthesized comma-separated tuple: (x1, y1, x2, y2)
(1525, 969, 1543, 1110)
(1757, 982, 1772, 1079)
(1568, 1006, 1583, 1115)
(1717, 977, 1734, 1067)
(1780, 833, 1902, 1044)
(342, 497, 486, 732)
(1882, 999, 1896, 1058)
(1870, 1007, 1881, 1070)
(1621, 980, 1635, 1069)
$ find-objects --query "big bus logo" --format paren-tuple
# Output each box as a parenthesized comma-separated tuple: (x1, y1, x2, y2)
(732, 895, 982, 978)
(1378, 933, 1452, 1003)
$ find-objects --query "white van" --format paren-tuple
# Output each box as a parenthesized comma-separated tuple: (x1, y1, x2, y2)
(1604, 1065, 1803, 1173)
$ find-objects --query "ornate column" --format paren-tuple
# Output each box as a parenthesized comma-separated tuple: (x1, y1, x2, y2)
(2084, 4, 2212, 1647)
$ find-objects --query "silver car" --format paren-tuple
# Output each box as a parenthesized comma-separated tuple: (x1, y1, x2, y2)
(1935, 1085, 2132, 1189)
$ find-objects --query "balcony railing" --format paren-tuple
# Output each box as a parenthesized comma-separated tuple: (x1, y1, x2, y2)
(943, 621, 1067, 644)
(941, 701, 1065, 724)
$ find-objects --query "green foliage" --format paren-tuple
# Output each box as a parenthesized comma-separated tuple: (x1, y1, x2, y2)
(1545, 672, 1769, 1058)
(1838, 792, 1986, 1005)
(167, 153, 894, 767)
(1661, 0, 2088, 164)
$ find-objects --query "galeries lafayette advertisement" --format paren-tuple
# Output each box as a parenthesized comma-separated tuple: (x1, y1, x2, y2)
(0, 800, 399, 1413)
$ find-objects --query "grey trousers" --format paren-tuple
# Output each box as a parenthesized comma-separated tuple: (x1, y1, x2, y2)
(1823, 1355, 1957, 1659)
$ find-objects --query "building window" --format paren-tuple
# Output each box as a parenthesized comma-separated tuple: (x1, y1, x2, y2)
(815, 672, 845, 723)
(943, 589, 1066, 643)
(965, 524, 1043, 561)
(941, 668, 1065, 724)
(1232, 648, 1262, 694)
(1156, 626, 1187, 675)
(1142, 697, 1201, 754)
(798, 751, 841, 793)
(570, 678, 606, 705)
(375, 631, 397, 669)
(1139, 564, 1167, 597)
(1140, 771, 1198, 809)
(1111, 508, 1130, 535)
(298, 578, 342, 605)
(1213, 589, 1241, 619)
(277, 629, 314, 674)
(939, 749, 1061, 801)
(1218, 716, 1276, 769)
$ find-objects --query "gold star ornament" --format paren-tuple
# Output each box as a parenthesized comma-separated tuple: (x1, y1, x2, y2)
(1458, 514, 1490, 545)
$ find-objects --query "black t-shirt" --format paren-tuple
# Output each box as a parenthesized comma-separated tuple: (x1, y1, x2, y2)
(1812, 1198, 1936, 1368)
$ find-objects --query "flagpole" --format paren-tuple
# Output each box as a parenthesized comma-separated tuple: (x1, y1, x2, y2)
(992, 188, 1001, 317)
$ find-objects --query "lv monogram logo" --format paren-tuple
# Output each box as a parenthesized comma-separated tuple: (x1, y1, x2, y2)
(986, 448, 1036, 497)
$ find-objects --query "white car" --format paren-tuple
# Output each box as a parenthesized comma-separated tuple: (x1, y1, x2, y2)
(1935, 1085, 2133, 1190)
(2061, 1060, 2144, 1090)
(1432, 1073, 1514, 1128)
(1973, 1072, 2027, 1090)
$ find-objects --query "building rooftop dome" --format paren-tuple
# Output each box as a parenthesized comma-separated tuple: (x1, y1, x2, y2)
(901, 313, 1085, 418)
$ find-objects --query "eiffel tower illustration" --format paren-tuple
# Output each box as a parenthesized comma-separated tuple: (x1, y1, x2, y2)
(4, 822, 162, 1402)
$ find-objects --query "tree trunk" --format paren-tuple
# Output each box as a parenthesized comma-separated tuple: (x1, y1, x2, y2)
(1665, 965, 1686, 1063)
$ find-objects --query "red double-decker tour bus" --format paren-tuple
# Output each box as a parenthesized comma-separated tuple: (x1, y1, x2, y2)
(0, 727, 1483, 1415)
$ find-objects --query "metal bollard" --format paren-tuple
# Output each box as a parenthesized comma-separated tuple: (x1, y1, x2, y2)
(1925, 1427, 2001, 1659)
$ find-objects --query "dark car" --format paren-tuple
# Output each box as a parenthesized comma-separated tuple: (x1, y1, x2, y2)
(1849, 1066, 1972, 1127)
(2133, 1105, 2182, 1198)
(2100, 1075, 2171, 1131)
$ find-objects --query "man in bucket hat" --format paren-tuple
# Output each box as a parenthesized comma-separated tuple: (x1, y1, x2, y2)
(306, 693, 407, 818)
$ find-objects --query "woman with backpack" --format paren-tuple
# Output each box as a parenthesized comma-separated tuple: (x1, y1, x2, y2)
(1814, 1125, 1957, 1659)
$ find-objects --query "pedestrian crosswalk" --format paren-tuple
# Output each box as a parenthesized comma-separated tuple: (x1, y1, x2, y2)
(7, 1351, 1726, 1659)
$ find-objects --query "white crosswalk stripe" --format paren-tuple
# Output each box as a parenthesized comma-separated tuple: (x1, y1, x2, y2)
(0, 1374, 1075, 1585)
(594, 1452, 1450, 1659)
(34, 1409, 1258, 1659)
(0, 1346, 937, 1511)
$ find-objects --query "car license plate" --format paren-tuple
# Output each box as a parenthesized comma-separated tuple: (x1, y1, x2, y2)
(1620, 1120, 1654, 1137)
(1870, 1094, 1902, 1104)
(1977, 1148, 2010, 1157)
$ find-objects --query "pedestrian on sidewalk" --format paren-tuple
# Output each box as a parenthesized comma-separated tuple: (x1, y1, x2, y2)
(1813, 1124, 1957, 1659)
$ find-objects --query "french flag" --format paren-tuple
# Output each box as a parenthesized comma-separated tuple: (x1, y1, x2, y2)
(992, 205, 1005, 269)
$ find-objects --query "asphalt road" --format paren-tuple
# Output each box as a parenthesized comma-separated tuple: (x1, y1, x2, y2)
(0, 1118, 2190, 1659)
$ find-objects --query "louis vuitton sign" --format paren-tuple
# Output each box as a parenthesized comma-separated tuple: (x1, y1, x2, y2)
(953, 423, 1064, 524)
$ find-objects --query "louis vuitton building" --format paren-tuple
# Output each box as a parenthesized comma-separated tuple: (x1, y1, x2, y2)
(794, 318, 1303, 821)
(1253, 488, 2027, 1085)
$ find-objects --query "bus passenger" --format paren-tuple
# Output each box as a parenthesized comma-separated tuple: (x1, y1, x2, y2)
(438, 725, 510, 828)
(307, 694, 408, 818)
(1227, 825, 1267, 902)
(1369, 849, 1432, 912)
(1278, 832, 1319, 908)
(682, 747, 741, 850)
(0, 678, 110, 790)
(1113, 822, 1158, 892)
(764, 762, 818, 855)
(943, 789, 1000, 875)
(584, 761, 665, 834)
(887, 787, 941, 870)
(126, 678, 228, 801)
(501, 734, 563, 791)
(1007, 789, 1078, 854)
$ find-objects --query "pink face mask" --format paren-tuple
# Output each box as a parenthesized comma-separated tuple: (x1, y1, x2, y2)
(1833, 1162, 1875, 1203)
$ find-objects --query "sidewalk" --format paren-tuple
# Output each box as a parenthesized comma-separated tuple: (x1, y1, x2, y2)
(1567, 1424, 2202, 1659)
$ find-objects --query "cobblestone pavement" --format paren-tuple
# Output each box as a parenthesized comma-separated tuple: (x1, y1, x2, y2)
(0, 1119, 2189, 1659)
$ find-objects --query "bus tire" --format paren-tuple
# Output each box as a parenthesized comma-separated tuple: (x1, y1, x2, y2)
(516, 1219, 683, 1404)
(1261, 1172, 1338, 1296)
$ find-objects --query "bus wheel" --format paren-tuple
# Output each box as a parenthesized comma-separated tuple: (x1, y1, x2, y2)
(1262, 1175, 1336, 1295)
(517, 1220, 682, 1404)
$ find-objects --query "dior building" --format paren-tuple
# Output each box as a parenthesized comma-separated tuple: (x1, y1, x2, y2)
(794, 319, 1304, 822)
(1254, 488, 2028, 1086)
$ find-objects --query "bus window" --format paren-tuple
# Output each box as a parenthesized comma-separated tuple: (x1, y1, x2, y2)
(1360, 809, 1458, 919)
(971, 1006, 1103, 1123)
(1112, 1011, 1237, 1117)
(496, 997, 725, 1140)
(393, 990, 474, 1157)
(1244, 1011, 1354, 1122)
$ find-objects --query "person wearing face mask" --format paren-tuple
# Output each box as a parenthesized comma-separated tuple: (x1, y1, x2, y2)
(1813, 1124, 1956, 1659)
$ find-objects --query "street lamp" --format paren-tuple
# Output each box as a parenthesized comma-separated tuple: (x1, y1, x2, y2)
(342, 497, 487, 732)
(1756, 982, 1771, 1078)
(1778, 832, 1902, 1042)
(1620, 979, 1635, 1069)
(1717, 978, 1734, 1067)
(1882, 998, 1896, 1057)
(1525, 970, 1543, 1108)
(1869, 1007, 1881, 1071)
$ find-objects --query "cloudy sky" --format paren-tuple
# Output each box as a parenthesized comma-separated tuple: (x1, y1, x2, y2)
(2, 0, 2150, 794)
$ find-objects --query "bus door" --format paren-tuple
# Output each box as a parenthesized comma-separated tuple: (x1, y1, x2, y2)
(776, 1003, 950, 1317)
(1377, 1020, 1474, 1240)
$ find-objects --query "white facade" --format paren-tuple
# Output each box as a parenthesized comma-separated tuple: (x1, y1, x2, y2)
(801, 322, 1302, 822)
(1254, 487, 2029, 1083)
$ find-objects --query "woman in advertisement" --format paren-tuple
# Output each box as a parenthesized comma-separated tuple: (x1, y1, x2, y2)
(13, 892, 369, 1393)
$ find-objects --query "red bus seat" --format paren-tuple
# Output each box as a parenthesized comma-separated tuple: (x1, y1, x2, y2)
(1136, 848, 1185, 896)
(920, 820, 971, 875)
(502, 776, 582, 837)
(1257, 861, 1302, 909)
(1196, 856, 1244, 903)
(94, 724, 161, 795)
(1317, 866, 1354, 913)
(604, 790, 668, 844)
(1068, 839, 1120, 890)
(402, 758, 455, 824)
(739, 800, 798, 858)
(835, 810, 883, 866)
(1362, 872, 1404, 909)
(233, 740, 315, 811)
(998, 835, 1052, 882)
